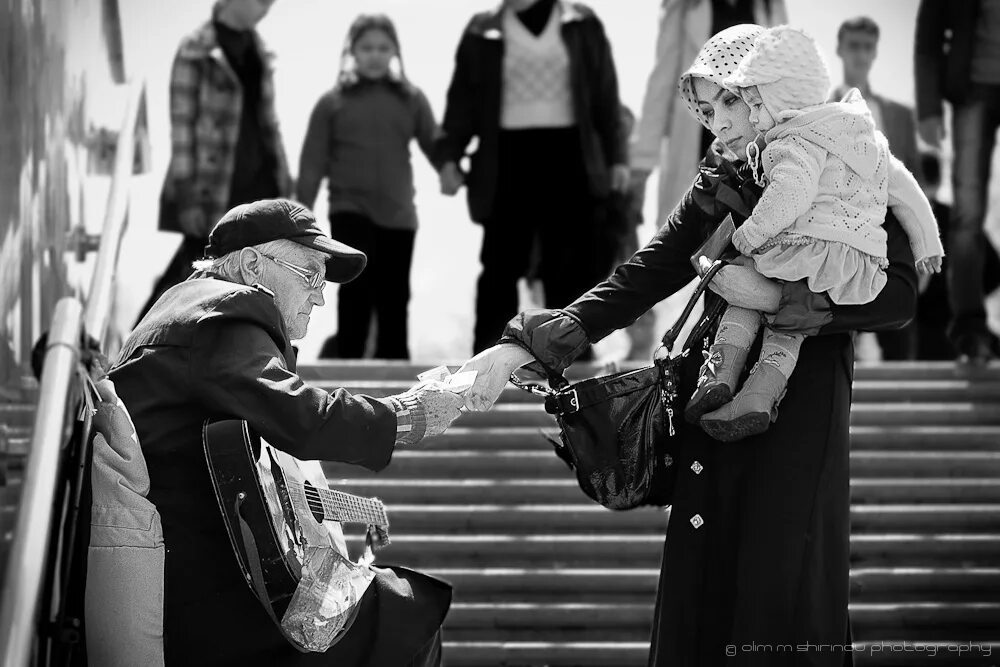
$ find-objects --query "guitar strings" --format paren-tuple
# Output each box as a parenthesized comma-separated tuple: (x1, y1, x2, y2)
(286, 486, 386, 523)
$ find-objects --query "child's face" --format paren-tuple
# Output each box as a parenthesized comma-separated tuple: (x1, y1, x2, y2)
(692, 78, 757, 157)
(741, 86, 776, 133)
(352, 28, 396, 80)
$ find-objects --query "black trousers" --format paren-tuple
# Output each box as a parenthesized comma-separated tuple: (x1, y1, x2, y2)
(473, 127, 609, 353)
(328, 212, 415, 359)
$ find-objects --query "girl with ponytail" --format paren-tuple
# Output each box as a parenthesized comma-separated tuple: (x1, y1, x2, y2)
(297, 13, 443, 359)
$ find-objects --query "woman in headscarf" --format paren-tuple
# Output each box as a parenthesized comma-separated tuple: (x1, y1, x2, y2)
(459, 25, 919, 666)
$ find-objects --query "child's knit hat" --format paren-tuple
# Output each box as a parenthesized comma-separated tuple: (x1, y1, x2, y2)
(678, 24, 766, 131)
(724, 26, 831, 122)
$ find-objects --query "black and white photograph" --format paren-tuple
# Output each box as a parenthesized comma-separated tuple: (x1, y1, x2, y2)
(1, 0, 998, 665)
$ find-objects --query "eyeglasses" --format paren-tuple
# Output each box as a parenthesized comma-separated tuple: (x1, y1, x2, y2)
(260, 253, 325, 290)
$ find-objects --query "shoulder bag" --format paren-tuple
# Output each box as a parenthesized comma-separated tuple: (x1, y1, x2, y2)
(510, 260, 728, 511)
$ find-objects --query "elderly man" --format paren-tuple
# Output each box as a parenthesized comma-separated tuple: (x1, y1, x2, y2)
(109, 199, 460, 665)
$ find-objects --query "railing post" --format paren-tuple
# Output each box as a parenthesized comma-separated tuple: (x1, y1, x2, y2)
(0, 298, 82, 667)
(84, 79, 144, 347)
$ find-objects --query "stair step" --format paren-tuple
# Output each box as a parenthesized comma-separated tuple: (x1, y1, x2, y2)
(371, 503, 1000, 533)
(298, 360, 1000, 382)
(439, 641, 649, 667)
(424, 567, 1000, 601)
(440, 601, 1000, 643)
(0, 437, 29, 458)
(359, 533, 1000, 568)
(334, 477, 1000, 504)
(851, 534, 1000, 565)
(320, 379, 1000, 403)
(423, 426, 1000, 451)
(326, 450, 1000, 480)
(436, 640, 1000, 666)
(451, 403, 1000, 428)
(445, 601, 1000, 630)
(0, 405, 35, 429)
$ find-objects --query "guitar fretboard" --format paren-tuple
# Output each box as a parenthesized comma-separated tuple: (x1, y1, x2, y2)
(287, 485, 389, 527)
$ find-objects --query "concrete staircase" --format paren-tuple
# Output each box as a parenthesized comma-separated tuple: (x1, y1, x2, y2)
(2, 361, 999, 666)
(303, 361, 1000, 667)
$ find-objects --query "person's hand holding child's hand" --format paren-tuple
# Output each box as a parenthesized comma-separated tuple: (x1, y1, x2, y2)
(917, 255, 943, 276)
(439, 162, 464, 196)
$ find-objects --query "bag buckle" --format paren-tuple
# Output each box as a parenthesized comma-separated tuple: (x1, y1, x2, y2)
(565, 388, 580, 413)
(546, 387, 580, 415)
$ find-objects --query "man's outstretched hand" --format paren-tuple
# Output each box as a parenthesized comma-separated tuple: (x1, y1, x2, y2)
(396, 380, 466, 437)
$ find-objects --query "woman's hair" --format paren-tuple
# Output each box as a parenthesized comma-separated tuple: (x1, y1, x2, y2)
(190, 239, 290, 283)
(335, 13, 413, 95)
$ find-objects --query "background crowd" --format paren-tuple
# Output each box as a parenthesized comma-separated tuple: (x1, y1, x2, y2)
(107, 0, 1000, 364)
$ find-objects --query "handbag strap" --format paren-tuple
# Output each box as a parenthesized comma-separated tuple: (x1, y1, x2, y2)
(512, 259, 730, 397)
(659, 259, 728, 353)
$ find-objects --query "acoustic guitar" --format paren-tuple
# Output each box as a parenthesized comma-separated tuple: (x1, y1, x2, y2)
(202, 419, 389, 650)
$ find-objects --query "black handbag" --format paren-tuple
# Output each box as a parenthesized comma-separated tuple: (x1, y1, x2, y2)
(510, 260, 728, 511)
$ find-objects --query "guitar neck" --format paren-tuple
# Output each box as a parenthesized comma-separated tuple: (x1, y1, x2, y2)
(317, 487, 389, 527)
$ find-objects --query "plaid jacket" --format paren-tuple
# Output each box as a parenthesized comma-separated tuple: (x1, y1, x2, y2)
(159, 20, 291, 237)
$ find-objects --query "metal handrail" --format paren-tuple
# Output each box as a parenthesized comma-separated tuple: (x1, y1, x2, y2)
(0, 298, 82, 667)
(0, 78, 145, 667)
(84, 78, 144, 347)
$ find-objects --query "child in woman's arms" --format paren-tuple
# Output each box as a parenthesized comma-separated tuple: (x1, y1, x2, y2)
(685, 25, 943, 441)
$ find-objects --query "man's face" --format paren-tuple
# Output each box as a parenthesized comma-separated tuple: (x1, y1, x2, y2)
(837, 30, 878, 82)
(223, 0, 276, 29)
(353, 28, 396, 81)
(250, 242, 327, 340)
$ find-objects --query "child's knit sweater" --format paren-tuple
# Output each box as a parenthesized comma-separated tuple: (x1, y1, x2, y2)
(732, 89, 943, 265)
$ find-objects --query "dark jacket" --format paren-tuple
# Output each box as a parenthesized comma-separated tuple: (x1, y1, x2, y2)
(109, 278, 450, 666)
(435, 1, 624, 223)
(502, 148, 918, 666)
(914, 0, 981, 120)
(159, 20, 292, 237)
(297, 79, 440, 230)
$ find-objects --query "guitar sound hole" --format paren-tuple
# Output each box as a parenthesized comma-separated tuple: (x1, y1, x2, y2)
(302, 480, 326, 524)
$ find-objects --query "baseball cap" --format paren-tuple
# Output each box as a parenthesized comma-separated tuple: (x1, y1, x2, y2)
(204, 199, 367, 283)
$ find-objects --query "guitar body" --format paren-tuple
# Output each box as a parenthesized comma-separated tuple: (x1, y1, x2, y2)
(202, 420, 372, 637)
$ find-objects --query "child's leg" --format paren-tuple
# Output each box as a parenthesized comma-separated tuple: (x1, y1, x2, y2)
(684, 304, 761, 423)
(699, 328, 805, 442)
(330, 213, 377, 358)
(374, 226, 417, 359)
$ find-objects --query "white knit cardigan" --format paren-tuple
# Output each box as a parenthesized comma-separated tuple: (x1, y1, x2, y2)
(732, 90, 943, 265)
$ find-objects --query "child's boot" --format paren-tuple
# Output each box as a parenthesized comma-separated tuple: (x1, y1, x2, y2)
(698, 361, 788, 442)
(684, 343, 748, 423)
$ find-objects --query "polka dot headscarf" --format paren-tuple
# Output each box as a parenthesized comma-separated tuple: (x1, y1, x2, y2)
(678, 24, 765, 132)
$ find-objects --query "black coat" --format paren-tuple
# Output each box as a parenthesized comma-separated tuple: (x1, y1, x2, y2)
(110, 278, 450, 666)
(435, 1, 623, 223)
(503, 149, 918, 666)
(915, 0, 981, 120)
